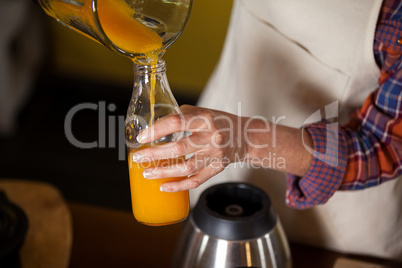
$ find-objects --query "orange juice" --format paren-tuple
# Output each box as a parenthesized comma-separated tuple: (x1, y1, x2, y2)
(47, 0, 163, 57)
(97, 0, 161, 124)
(97, 0, 163, 55)
(128, 149, 189, 226)
(46, 0, 161, 123)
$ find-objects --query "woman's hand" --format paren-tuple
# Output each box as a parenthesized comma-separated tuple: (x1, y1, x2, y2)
(131, 105, 251, 192)
(131, 105, 313, 192)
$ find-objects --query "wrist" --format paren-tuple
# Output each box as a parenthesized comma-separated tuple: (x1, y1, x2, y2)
(240, 116, 272, 164)
(239, 116, 313, 175)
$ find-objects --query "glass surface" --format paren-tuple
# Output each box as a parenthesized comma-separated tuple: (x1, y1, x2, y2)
(125, 61, 189, 226)
(37, 0, 192, 63)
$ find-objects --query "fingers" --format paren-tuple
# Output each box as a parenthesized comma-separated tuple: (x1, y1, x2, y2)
(137, 105, 214, 144)
(160, 165, 222, 192)
(131, 105, 238, 192)
(136, 113, 184, 143)
(143, 156, 202, 180)
(132, 133, 210, 162)
(144, 154, 229, 192)
(142, 151, 221, 180)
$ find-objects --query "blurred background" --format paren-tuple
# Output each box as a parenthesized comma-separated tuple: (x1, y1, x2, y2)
(0, 0, 233, 211)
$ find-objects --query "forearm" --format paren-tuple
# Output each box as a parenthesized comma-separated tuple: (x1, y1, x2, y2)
(241, 117, 313, 177)
(242, 117, 349, 209)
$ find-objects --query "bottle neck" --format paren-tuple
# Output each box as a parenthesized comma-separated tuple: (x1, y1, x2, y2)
(131, 58, 177, 110)
(127, 58, 182, 147)
(133, 59, 167, 76)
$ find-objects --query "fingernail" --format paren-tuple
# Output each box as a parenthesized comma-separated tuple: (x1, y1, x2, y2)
(136, 132, 147, 143)
(143, 169, 156, 179)
(160, 185, 173, 192)
(132, 153, 143, 162)
(160, 185, 167, 192)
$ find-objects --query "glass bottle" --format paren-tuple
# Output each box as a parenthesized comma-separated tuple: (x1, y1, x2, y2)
(125, 60, 189, 226)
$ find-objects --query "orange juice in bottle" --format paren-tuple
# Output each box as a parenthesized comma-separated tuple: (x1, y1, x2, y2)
(128, 149, 189, 226)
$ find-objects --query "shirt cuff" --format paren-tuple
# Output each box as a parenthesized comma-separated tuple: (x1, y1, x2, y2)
(285, 122, 348, 209)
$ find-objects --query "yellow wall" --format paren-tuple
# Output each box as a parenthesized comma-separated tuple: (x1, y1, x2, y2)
(48, 0, 233, 98)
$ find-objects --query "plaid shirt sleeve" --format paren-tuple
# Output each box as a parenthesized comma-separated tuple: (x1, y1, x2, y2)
(286, 0, 402, 209)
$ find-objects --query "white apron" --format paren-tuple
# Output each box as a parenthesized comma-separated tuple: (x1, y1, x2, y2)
(192, 0, 402, 261)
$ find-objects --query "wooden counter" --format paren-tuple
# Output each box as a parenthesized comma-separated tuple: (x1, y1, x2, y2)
(68, 202, 402, 268)
(1, 179, 400, 268)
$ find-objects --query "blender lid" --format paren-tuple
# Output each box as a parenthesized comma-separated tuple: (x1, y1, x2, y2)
(0, 191, 29, 260)
(192, 183, 277, 241)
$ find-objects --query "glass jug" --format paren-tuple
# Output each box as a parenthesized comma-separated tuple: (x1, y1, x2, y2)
(35, 0, 192, 64)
